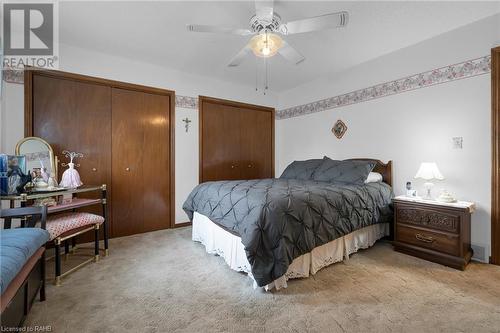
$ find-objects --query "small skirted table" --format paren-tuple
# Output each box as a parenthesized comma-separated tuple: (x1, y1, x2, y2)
(1, 185, 108, 285)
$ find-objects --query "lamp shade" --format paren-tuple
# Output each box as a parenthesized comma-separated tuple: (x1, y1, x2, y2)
(414, 162, 444, 180)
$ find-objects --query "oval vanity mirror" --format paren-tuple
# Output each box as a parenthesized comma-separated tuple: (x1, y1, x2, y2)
(15, 137, 58, 181)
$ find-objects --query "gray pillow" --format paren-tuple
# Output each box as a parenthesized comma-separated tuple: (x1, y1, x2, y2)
(280, 159, 324, 180)
(313, 158, 376, 185)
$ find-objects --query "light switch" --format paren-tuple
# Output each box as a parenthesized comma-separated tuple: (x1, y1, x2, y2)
(452, 137, 463, 149)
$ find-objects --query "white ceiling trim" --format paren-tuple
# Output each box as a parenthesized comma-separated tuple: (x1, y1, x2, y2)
(276, 55, 491, 120)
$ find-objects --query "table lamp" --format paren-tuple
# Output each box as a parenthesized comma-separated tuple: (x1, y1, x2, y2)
(414, 162, 444, 200)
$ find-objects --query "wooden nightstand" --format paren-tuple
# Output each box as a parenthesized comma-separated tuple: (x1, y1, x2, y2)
(392, 196, 475, 270)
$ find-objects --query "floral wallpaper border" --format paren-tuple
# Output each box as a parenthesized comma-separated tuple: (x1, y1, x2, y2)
(275, 55, 491, 120)
(175, 95, 198, 109)
(3, 56, 491, 116)
(3, 68, 24, 84)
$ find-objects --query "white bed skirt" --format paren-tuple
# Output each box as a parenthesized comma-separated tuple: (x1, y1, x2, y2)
(192, 212, 389, 290)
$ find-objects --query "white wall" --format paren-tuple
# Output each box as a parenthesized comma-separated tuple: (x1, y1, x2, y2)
(1, 83, 24, 154)
(276, 14, 500, 260)
(0, 43, 278, 224)
(174, 106, 199, 223)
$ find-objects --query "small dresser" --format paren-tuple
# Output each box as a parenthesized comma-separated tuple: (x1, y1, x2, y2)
(392, 196, 475, 270)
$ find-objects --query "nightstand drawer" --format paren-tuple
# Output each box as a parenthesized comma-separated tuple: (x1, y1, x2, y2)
(396, 225, 460, 256)
(396, 206, 460, 233)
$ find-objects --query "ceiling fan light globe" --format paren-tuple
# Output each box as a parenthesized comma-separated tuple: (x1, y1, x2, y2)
(252, 48, 279, 58)
(249, 33, 283, 58)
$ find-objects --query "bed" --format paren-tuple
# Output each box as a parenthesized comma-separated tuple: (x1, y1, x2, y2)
(183, 158, 393, 290)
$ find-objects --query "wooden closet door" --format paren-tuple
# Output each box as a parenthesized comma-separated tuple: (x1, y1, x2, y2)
(33, 75, 78, 154)
(72, 81, 112, 192)
(111, 88, 145, 237)
(240, 109, 273, 179)
(142, 93, 171, 232)
(200, 97, 274, 183)
(33, 76, 112, 189)
(27, 69, 175, 237)
(112, 89, 171, 236)
(33, 75, 112, 241)
(201, 102, 242, 181)
(68, 80, 112, 232)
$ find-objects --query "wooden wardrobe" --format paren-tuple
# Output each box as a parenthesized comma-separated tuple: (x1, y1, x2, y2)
(199, 96, 274, 182)
(25, 69, 175, 237)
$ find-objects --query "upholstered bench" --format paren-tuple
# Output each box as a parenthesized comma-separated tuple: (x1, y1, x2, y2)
(46, 212, 105, 241)
(46, 212, 104, 285)
(1, 228, 49, 328)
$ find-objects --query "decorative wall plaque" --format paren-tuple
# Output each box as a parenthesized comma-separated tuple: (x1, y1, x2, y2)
(332, 119, 347, 139)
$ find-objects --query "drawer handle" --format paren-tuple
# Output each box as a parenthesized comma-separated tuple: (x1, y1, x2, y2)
(92, 168, 97, 172)
(415, 233, 435, 243)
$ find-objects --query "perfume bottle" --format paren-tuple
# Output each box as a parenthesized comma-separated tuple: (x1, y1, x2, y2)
(47, 172, 58, 189)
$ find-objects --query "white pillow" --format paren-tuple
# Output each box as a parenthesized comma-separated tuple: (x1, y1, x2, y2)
(365, 172, 383, 183)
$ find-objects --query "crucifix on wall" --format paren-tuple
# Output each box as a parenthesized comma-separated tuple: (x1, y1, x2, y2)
(182, 118, 192, 132)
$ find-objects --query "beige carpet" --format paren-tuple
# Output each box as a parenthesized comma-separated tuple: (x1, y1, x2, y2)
(25, 227, 500, 333)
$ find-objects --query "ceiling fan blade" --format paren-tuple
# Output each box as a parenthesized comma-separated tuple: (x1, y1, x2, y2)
(186, 24, 253, 36)
(279, 11, 349, 35)
(278, 40, 305, 65)
(255, 0, 274, 23)
(228, 45, 252, 67)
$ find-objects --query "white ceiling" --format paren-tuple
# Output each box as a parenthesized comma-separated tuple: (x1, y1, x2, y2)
(59, 1, 500, 92)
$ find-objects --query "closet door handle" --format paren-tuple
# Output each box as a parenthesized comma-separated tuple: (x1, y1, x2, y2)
(92, 168, 97, 172)
(231, 165, 235, 169)
(125, 167, 130, 172)
(247, 164, 252, 168)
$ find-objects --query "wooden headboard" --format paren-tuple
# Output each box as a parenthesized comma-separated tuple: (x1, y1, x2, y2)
(346, 159, 393, 187)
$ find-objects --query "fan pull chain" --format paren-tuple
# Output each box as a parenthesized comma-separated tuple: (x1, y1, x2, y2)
(264, 58, 268, 95)
(255, 56, 258, 92)
(266, 58, 269, 93)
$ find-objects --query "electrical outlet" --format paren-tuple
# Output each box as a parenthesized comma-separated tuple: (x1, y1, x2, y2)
(471, 243, 488, 262)
(452, 137, 463, 149)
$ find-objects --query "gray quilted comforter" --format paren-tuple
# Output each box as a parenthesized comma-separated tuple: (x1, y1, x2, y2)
(183, 179, 393, 287)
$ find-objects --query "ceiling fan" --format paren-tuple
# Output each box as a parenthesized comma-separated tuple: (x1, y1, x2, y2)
(187, 0, 349, 67)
